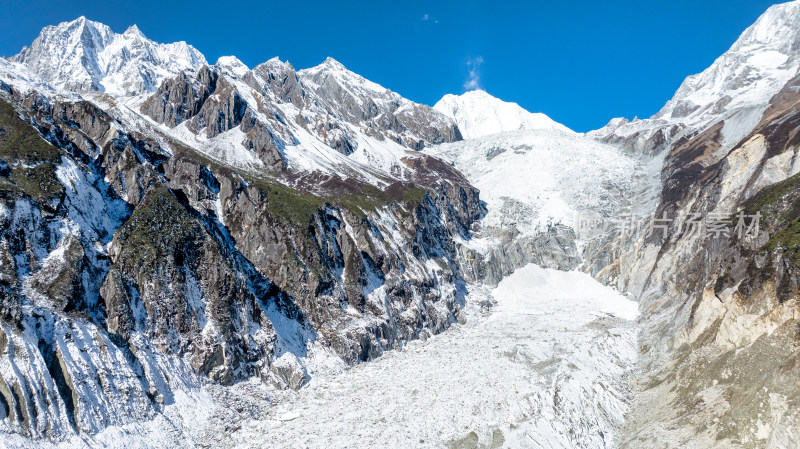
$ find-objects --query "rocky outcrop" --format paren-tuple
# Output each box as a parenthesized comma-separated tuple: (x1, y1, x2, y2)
(298, 58, 462, 150)
(188, 78, 248, 138)
(460, 223, 580, 286)
(101, 187, 276, 384)
(248, 58, 305, 108)
(139, 68, 217, 128)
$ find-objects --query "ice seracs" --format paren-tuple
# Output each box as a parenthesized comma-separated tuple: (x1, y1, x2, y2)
(434, 89, 572, 139)
(229, 265, 639, 449)
(427, 129, 640, 235)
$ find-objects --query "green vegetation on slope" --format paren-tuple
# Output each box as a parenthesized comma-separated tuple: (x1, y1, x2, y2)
(742, 172, 800, 264)
(248, 177, 429, 227)
(0, 99, 64, 203)
(114, 187, 199, 273)
(743, 172, 800, 222)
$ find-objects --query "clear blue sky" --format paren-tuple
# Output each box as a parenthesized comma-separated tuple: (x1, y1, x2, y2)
(0, 0, 780, 131)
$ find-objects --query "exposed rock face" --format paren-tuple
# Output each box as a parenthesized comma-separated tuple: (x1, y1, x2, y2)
(298, 57, 462, 150)
(139, 69, 216, 128)
(607, 42, 800, 449)
(460, 223, 580, 286)
(137, 57, 462, 173)
(101, 187, 274, 385)
(248, 58, 305, 107)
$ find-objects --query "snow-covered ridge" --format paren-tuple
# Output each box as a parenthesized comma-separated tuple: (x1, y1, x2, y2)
(214, 55, 249, 78)
(298, 57, 395, 103)
(10, 16, 207, 96)
(591, 0, 800, 151)
(2, 17, 467, 192)
(296, 57, 456, 132)
(434, 89, 573, 139)
(0, 58, 70, 99)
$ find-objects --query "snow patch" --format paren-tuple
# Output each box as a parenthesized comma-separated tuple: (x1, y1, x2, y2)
(747, 50, 789, 69)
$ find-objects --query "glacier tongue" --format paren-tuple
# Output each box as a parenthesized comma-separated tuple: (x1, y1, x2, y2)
(224, 266, 639, 449)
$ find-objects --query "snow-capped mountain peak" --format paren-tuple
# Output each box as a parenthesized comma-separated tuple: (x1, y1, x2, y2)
(434, 89, 572, 139)
(11, 16, 207, 96)
(123, 24, 143, 37)
(591, 0, 800, 153)
(321, 56, 347, 70)
(299, 56, 392, 99)
(215, 55, 249, 78)
(659, 0, 800, 121)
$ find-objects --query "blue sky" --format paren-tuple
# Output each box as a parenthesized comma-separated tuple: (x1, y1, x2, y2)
(0, 0, 779, 131)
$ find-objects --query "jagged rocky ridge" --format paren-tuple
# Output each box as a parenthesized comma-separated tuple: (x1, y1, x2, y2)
(11, 17, 206, 96)
(0, 18, 483, 441)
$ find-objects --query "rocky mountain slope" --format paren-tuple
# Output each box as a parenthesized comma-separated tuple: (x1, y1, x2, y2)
(591, 2, 800, 447)
(0, 17, 484, 444)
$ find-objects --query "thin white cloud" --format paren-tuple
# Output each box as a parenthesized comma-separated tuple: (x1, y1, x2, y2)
(464, 56, 484, 91)
(422, 13, 438, 23)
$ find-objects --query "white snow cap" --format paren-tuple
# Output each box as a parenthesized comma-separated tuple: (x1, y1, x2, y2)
(215, 55, 250, 78)
(10, 16, 207, 96)
(434, 89, 572, 139)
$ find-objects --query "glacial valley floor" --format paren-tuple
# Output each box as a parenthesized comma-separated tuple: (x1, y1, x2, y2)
(7, 265, 640, 449)
(224, 265, 640, 449)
